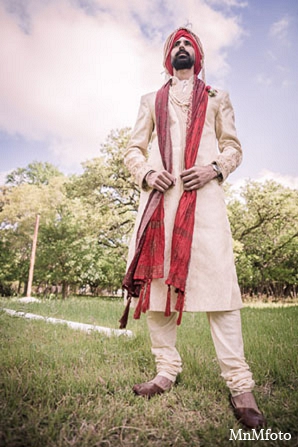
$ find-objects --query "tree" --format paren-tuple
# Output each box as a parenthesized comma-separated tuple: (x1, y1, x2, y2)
(228, 180, 298, 298)
(67, 127, 139, 291)
(0, 237, 17, 296)
(6, 161, 63, 186)
(0, 130, 138, 296)
(36, 211, 100, 298)
(0, 161, 66, 293)
(0, 176, 68, 294)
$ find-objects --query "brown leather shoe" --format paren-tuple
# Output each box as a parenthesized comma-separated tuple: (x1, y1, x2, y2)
(133, 381, 165, 398)
(230, 394, 266, 429)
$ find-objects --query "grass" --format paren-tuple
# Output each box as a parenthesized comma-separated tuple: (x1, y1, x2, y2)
(0, 297, 298, 446)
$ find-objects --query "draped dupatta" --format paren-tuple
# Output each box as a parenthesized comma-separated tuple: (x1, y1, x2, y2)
(120, 77, 208, 329)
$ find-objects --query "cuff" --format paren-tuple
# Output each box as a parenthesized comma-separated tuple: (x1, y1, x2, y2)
(142, 170, 155, 190)
(211, 162, 223, 182)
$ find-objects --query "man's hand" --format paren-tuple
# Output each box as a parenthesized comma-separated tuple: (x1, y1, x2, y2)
(146, 170, 176, 193)
(181, 165, 217, 191)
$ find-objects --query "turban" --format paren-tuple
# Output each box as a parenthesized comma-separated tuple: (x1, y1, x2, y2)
(163, 27, 205, 79)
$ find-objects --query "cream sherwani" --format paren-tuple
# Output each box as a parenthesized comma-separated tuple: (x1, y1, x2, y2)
(125, 77, 255, 395)
(125, 77, 242, 313)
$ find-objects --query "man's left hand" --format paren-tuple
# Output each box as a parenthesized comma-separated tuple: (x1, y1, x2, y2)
(181, 165, 217, 191)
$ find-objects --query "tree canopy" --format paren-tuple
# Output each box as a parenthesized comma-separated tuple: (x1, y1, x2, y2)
(6, 161, 63, 186)
(0, 134, 297, 300)
(228, 180, 298, 297)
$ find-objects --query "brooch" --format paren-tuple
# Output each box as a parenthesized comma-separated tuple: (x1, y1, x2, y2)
(206, 85, 218, 97)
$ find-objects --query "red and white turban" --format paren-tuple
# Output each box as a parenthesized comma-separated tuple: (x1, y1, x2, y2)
(163, 27, 205, 80)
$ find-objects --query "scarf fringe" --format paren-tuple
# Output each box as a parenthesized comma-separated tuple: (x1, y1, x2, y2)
(120, 284, 185, 327)
(142, 279, 151, 313)
(133, 279, 152, 319)
(175, 290, 185, 325)
(165, 285, 171, 317)
(119, 296, 131, 329)
(133, 283, 144, 320)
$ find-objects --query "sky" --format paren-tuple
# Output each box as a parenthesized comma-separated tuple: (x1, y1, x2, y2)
(0, 0, 297, 189)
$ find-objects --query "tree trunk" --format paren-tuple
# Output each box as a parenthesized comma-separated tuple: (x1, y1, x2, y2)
(23, 281, 28, 297)
(62, 281, 69, 299)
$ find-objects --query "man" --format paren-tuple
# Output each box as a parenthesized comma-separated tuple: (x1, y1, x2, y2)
(121, 27, 266, 430)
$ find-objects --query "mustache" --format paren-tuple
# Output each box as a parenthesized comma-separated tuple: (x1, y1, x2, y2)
(177, 49, 189, 56)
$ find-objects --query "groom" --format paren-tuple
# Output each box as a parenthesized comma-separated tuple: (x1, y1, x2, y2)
(121, 27, 266, 430)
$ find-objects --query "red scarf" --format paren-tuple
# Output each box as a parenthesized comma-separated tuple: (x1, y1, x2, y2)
(120, 77, 208, 328)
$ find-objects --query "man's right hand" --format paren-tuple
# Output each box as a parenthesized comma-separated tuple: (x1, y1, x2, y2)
(146, 170, 176, 193)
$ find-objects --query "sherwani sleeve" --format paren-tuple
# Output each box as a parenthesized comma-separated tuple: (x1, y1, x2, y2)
(124, 94, 155, 189)
(214, 91, 242, 181)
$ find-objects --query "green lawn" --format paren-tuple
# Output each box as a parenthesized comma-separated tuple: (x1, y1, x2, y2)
(0, 297, 297, 446)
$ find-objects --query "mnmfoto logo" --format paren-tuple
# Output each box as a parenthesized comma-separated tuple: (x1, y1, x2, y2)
(229, 429, 291, 441)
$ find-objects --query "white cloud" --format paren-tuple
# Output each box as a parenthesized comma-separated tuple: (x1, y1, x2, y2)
(0, 0, 245, 169)
(0, 170, 10, 185)
(206, 0, 247, 8)
(231, 170, 298, 191)
(256, 169, 298, 190)
(277, 64, 289, 73)
(0, 2, 159, 166)
(281, 79, 294, 89)
(255, 73, 272, 86)
(266, 50, 277, 62)
(269, 15, 291, 45)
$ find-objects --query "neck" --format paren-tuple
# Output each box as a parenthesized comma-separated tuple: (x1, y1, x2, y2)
(173, 68, 194, 80)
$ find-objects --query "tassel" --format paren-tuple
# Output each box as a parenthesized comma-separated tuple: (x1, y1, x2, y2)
(175, 289, 184, 311)
(142, 279, 151, 313)
(133, 283, 145, 320)
(164, 285, 171, 317)
(119, 296, 132, 329)
(176, 307, 183, 326)
(177, 310, 183, 326)
(175, 290, 185, 326)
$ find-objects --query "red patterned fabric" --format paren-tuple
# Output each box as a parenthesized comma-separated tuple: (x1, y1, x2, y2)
(121, 77, 208, 327)
(122, 81, 172, 320)
(165, 78, 208, 323)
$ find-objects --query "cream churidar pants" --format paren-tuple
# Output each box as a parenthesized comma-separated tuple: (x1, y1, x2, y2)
(147, 310, 255, 397)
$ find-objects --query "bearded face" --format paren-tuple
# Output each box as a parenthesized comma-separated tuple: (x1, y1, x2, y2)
(172, 50, 195, 71)
(170, 38, 195, 71)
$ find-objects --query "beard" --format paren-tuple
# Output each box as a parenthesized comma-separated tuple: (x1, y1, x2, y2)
(171, 51, 195, 71)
